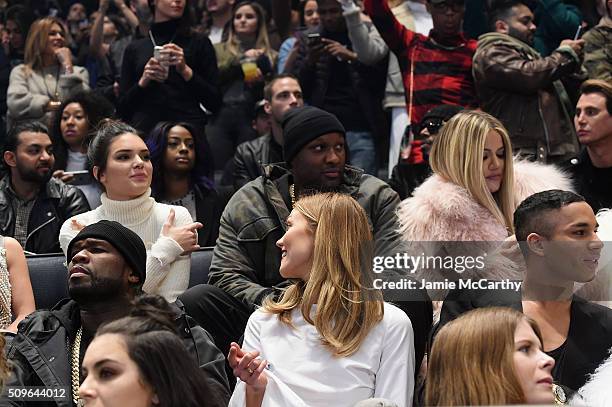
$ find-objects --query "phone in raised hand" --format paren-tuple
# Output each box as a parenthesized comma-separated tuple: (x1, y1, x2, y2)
(574, 25, 583, 40)
(153, 45, 169, 79)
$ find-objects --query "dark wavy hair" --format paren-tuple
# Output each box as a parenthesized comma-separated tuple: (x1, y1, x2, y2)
(147, 0, 196, 37)
(94, 295, 225, 407)
(51, 91, 115, 171)
(145, 121, 214, 199)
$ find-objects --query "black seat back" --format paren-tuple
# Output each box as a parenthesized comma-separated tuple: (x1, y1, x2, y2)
(26, 247, 215, 310)
(26, 253, 69, 310)
(188, 247, 213, 286)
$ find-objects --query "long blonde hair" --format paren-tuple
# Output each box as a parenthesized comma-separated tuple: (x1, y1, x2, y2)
(226, 1, 275, 62)
(263, 193, 384, 357)
(426, 307, 541, 406)
(24, 17, 65, 72)
(429, 110, 515, 233)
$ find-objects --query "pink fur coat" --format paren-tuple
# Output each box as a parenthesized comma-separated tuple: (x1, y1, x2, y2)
(397, 160, 574, 242)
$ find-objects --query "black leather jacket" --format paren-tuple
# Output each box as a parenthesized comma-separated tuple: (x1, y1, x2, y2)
(2, 299, 230, 407)
(232, 133, 283, 190)
(0, 174, 90, 254)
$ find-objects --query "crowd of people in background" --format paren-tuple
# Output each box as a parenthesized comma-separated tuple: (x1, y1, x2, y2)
(0, 0, 609, 405)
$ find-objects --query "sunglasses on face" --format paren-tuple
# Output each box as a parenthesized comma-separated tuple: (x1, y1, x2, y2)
(430, 1, 465, 12)
(424, 119, 445, 135)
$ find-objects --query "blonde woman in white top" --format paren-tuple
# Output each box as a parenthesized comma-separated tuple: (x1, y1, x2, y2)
(228, 193, 414, 407)
(59, 120, 201, 302)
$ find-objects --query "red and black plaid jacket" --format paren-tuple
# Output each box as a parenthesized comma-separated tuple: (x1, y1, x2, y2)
(364, 0, 479, 127)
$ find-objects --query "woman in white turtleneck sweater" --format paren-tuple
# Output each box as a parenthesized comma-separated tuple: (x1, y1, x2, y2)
(59, 120, 202, 302)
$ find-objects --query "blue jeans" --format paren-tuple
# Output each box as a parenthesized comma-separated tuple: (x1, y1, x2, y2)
(346, 131, 377, 175)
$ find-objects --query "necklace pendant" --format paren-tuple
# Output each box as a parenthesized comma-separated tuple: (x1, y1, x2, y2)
(76, 397, 86, 406)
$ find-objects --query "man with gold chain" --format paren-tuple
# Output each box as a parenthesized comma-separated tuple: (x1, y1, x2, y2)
(180, 106, 433, 377)
(2, 220, 229, 406)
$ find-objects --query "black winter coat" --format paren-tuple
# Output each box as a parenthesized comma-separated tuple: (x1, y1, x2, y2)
(2, 299, 230, 406)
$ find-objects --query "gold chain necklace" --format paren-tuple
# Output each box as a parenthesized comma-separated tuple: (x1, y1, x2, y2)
(71, 327, 85, 407)
(289, 184, 296, 208)
(42, 65, 60, 102)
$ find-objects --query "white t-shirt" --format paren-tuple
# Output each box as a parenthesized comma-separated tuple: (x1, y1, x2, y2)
(230, 302, 414, 407)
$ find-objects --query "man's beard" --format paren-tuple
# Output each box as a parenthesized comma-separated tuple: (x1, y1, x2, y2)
(301, 183, 343, 194)
(17, 164, 52, 184)
(508, 27, 534, 46)
(69, 275, 124, 305)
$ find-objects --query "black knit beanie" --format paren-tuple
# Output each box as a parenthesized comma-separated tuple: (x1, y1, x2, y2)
(67, 220, 147, 286)
(282, 106, 346, 165)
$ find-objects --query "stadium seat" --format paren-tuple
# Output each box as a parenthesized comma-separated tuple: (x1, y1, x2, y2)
(26, 247, 214, 310)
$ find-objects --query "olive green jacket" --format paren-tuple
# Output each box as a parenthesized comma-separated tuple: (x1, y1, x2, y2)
(583, 25, 612, 82)
(208, 164, 404, 310)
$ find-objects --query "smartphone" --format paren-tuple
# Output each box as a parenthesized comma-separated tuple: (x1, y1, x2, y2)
(64, 170, 92, 186)
(574, 25, 583, 40)
(307, 33, 321, 46)
(153, 45, 164, 61)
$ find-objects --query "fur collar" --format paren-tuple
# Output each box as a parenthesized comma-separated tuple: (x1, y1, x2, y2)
(397, 160, 573, 242)
(572, 350, 612, 406)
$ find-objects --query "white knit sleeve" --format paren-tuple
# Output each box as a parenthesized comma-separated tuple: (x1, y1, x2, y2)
(143, 205, 192, 301)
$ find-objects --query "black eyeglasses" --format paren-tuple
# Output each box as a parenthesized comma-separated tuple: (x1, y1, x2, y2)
(431, 1, 465, 12)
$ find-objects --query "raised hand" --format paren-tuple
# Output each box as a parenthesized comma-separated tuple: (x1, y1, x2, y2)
(138, 57, 168, 87)
(70, 219, 86, 232)
(162, 43, 186, 72)
(228, 342, 268, 390)
(322, 38, 356, 62)
(560, 39, 585, 56)
(243, 48, 264, 59)
(55, 47, 74, 71)
(99, 0, 110, 12)
(161, 208, 203, 254)
(162, 43, 194, 81)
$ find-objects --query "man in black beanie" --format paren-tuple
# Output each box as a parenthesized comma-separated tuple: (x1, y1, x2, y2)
(180, 106, 433, 375)
(3, 220, 230, 406)
(281, 105, 348, 191)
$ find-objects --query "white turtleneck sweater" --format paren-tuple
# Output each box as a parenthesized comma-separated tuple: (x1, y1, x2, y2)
(59, 189, 192, 302)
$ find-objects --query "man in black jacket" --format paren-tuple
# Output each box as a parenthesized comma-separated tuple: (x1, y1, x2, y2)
(0, 121, 90, 254)
(569, 79, 612, 212)
(440, 190, 612, 392)
(2, 220, 229, 407)
(182, 106, 432, 374)
(231, 74, 304, 190)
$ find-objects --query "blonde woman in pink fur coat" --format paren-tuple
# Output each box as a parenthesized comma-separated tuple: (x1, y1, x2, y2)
(397, 110, 573, 243)
(396, 111, 573, 308)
